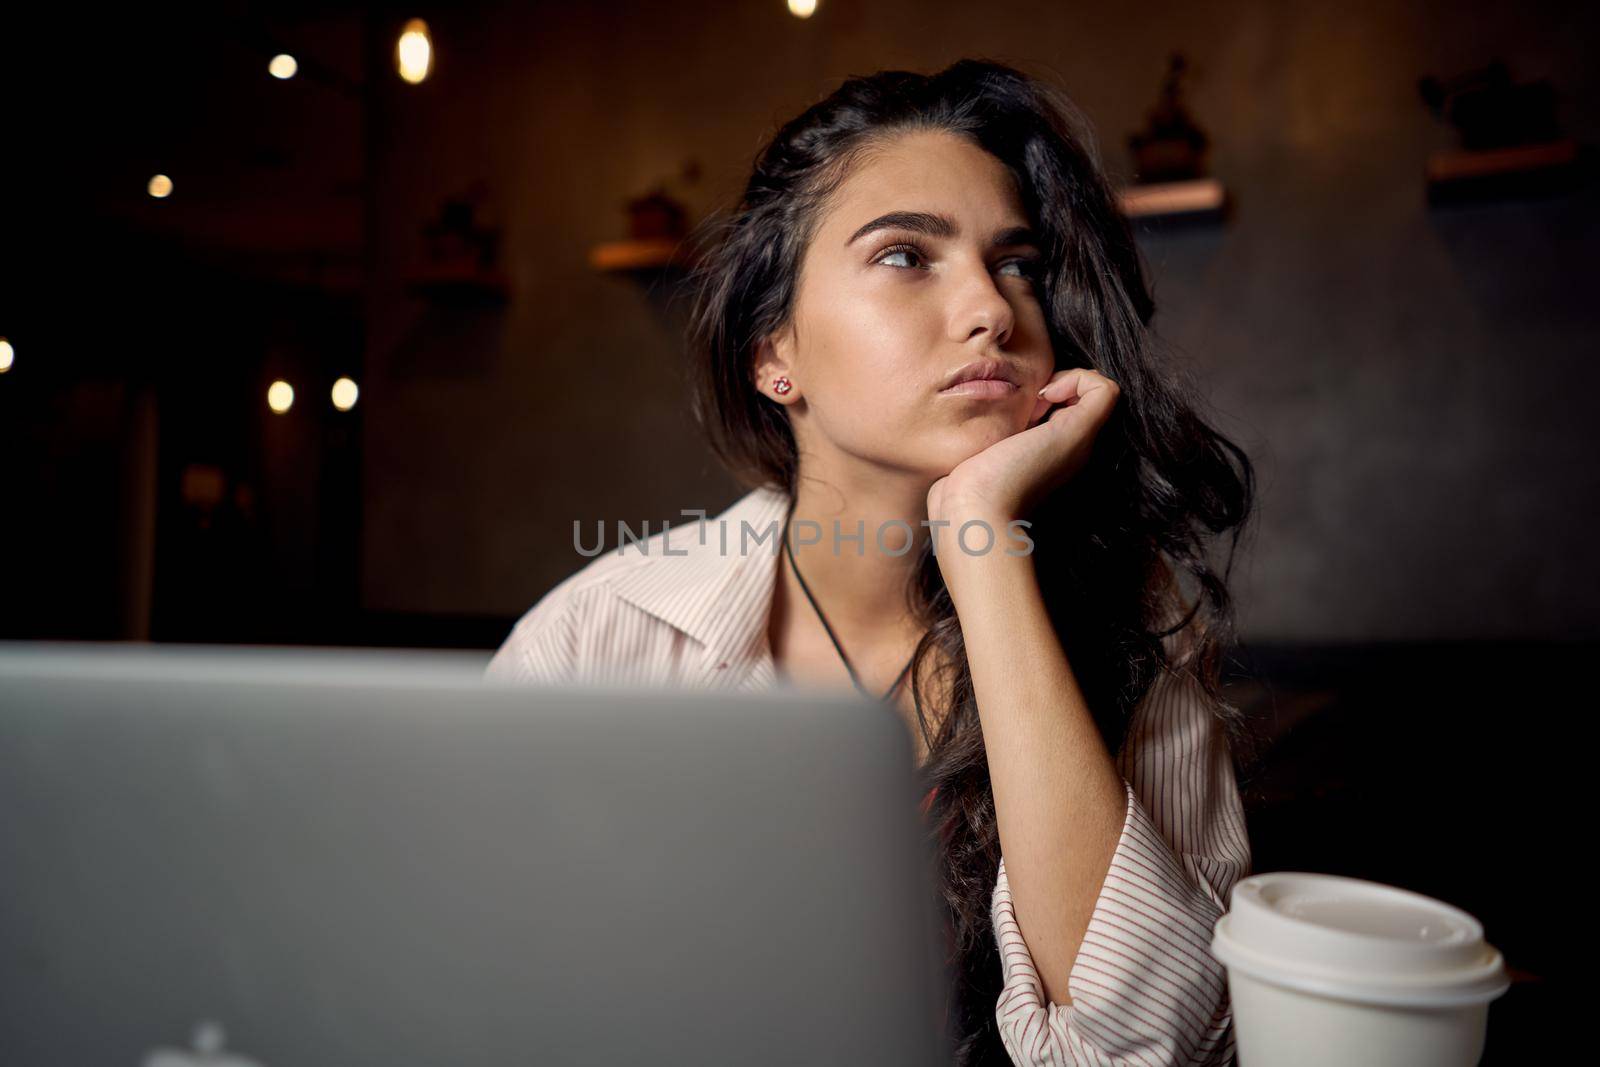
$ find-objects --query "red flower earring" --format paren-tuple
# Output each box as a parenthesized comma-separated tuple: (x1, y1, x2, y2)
(772, 376, 793, 396)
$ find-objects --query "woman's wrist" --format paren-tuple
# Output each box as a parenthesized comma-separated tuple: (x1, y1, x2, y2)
(932, 509, 1036, 603)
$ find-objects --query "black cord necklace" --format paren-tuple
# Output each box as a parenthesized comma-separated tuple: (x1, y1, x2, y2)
(782, 504, 917, 706)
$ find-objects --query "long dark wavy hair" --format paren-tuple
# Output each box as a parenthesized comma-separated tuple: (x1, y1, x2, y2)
(684, 59, 1258, 1064)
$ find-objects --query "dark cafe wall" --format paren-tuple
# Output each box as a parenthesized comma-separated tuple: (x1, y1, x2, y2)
(359, 0, 1600, 646)
(1, 0, 1596, 645)
(0, 2, 1593, 1062)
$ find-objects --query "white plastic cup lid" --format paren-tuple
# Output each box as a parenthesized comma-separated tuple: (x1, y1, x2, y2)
(1211, 872, 1510, 1008)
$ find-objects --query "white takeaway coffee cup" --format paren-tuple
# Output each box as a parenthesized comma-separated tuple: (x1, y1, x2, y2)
(1211, 872, 1510, 1067)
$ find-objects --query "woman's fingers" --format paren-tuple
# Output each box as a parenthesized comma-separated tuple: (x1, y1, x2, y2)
(1031, 366, 1117, 424)
(1028, 390, 1054, 426)
(1036, 365, 1112, 403)
(1029, 368, 1075, 424)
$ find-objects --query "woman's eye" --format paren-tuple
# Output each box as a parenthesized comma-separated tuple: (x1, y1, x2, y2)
(877, 244, 925, 270)
(998, 258, 1042, 280)
(875, 245, 1043, 282)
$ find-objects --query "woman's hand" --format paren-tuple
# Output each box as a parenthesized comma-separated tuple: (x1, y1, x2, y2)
(927, 366, 1121, 528)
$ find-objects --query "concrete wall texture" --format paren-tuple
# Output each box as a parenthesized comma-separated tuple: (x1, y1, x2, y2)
(358, 0, 1600, 642)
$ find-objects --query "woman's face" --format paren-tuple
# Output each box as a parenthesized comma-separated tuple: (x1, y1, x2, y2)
(759, 128, 1056, 483)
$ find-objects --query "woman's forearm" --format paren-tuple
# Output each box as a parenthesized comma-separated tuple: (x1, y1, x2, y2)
(939, 519, 1127, 1007)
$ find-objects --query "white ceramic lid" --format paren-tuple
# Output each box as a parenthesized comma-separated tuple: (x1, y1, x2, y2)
(1210, 872, 1510, 1008)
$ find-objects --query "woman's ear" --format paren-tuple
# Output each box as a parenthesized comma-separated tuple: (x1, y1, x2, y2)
(752, 331, 797, 401)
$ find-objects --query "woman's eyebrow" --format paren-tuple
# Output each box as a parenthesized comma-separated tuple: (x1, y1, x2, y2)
(845, 210, 1040, 250)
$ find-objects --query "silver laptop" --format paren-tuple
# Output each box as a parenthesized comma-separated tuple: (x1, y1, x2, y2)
(0, 643, 952, 1066)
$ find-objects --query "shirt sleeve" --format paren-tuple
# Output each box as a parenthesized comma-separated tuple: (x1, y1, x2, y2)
(990, 654, 1251, 1066)
(484, 585, 580, 685)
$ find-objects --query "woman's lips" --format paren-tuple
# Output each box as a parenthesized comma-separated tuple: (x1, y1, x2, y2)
(939, 379, 1019, 398)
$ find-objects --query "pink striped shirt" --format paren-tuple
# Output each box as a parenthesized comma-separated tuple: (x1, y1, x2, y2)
(486, 484, 1250, 1065)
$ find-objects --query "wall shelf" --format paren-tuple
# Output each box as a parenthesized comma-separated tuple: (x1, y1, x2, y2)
(405, 262, 510, 303)
(588, 238, 699, 273)
(1425, 138, 1580, 204)
(1116, 177, 1227, 221)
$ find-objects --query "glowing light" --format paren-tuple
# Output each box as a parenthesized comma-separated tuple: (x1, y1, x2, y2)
(268, 54, 299, 79)
(396, 19, 432, 84)
(267, 380, 295, 414)
(787, 0, 818, 17)
(147, 174, 173, 198)
(330, 376, 359, 411)
(0, 338, 13, 373)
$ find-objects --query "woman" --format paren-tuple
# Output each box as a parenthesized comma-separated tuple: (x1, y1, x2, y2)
(488, 59, 1257, 1066)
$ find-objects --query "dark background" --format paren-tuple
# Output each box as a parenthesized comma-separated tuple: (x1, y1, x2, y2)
(2, 2, 1592, 1061)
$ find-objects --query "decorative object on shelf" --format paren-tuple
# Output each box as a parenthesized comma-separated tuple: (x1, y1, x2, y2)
(590, 158, 704, 274)
(627, 188, 689, 241)
(1116, 178, 1225, 219)
(407, 183, 509, 302)
(1419, 61, 1582, 205)
(1120, 53, 1227, 224)
(1128, 53, 1208, 183)
(180, 464, 227, 511)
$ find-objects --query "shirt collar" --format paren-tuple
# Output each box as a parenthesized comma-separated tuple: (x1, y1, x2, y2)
(604, 483, 792, 687)
(603, 484, 1197, 688)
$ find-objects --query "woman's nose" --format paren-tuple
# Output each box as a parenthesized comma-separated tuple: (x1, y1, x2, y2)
(957, 274, 1015, 348)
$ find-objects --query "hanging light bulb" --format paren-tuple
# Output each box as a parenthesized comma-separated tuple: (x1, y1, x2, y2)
(787, 0, 819, 17)
(147, 174, 174, 198)
(396, 19, 432, 84)
(267, 380, 295, 414)
(330, 377, 359, 411)
(268, 54, 298, 80)
(0, 337, 14, 373)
